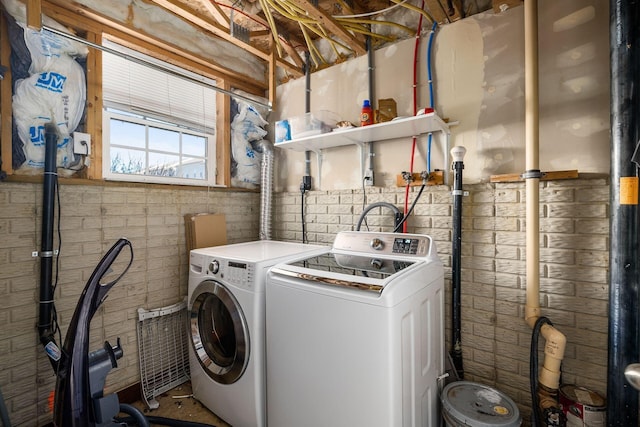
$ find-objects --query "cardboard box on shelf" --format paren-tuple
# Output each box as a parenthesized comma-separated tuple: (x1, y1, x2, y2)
(376, 98, 397, 123)
(184, 213, 227, 251)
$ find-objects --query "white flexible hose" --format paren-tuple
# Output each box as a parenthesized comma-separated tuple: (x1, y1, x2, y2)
(258, 140, 274, 240)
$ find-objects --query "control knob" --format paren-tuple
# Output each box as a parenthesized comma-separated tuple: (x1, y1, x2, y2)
(370, 238, 384, 250)
(209, 260, 220, 274)
(370, 259, 383, 270)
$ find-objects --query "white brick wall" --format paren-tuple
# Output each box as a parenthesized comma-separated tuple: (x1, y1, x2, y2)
(274, 177, 610, 424)
(0, 177, 610, 425)
(0, 182, 259, 426)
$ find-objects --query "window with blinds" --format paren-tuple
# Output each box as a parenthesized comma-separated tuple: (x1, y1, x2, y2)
(101, 40, 218, 186)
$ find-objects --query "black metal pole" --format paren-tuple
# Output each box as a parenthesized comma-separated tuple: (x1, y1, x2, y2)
(301, 52, 312, 243)
(38, 123, 60, 371)
(451, 147, 465, 380)
(608, 0, 640, 425)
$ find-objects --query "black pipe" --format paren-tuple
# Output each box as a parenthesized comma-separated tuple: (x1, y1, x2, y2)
(450, 150, 464, 380)
(302, 51, 312, 190)
(38, 122, 61, 371)
(608, 1, 640, 425)
(301, 51, 312, 242)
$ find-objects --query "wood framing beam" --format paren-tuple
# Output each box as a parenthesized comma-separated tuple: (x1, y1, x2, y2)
(269, 40, 277, 110)
(424, 0, 450, 24)
(212, 1, 308, 58)
(147, 0, 303, 77)
(280, 41, 304, 68)
(196, 0, 230, 28)
(84, 31, 102, 180)
(284, 0, 367, 55)
(250, 30, 272, 39)
(43, 0, 268, 92)
(490, 170, 579, 183)
(216, 79, 232, 187)
(27, 0, 42, 29)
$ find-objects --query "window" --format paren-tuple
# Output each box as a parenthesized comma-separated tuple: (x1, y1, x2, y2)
(102, 41, 218, 186)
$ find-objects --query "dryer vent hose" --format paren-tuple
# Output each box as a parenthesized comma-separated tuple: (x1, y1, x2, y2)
(258, 140, 274, 240)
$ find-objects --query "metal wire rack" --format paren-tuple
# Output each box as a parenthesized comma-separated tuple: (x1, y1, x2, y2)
(136, 299, 190, 409)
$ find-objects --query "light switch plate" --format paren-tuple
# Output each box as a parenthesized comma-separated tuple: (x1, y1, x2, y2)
(73, 132, 91, 155)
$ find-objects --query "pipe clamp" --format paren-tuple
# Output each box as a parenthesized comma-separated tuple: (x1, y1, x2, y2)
(32, 250, 58, 258)
(521, 169, 544, 179)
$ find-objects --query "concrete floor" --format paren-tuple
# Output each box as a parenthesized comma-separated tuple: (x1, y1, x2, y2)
(128, 381, 230, 426)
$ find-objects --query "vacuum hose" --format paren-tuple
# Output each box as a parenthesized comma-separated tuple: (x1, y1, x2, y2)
(118, 404, 150, 427)
(116, 414, 216, 427)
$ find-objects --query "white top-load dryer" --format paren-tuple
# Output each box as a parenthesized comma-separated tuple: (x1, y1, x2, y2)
(266, 231, 445, 427)
(188, 240, 328, 427)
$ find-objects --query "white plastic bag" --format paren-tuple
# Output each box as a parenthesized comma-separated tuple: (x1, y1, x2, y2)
(22, 25, 88, 73)
(13, 56, 86, 168)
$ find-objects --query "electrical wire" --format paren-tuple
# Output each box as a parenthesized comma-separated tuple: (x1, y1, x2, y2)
(388, 0, 435, 24)
(301, 188, 308, 244)
(212, 1, 306, 49)
(52, 179, 63, 348)
(336, 18, 413, 36)
(334, 0, 410, 18)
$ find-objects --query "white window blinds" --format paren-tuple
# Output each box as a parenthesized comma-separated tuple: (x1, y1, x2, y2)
(101, 40, 217, 133)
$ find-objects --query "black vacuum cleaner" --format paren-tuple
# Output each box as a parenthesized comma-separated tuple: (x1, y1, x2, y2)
(53, 237, 136, 426)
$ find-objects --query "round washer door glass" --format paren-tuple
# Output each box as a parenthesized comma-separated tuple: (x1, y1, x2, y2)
(190, 280, 249, 384)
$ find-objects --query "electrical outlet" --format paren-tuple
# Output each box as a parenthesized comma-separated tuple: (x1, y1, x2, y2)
(364, 169, 374, 186)
(73, 132, 91, 155)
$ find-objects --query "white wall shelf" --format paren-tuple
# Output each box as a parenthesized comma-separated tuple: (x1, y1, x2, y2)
(274, 113, 452, 186)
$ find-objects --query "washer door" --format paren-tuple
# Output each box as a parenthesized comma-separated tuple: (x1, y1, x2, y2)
(190, 280, 249, 384)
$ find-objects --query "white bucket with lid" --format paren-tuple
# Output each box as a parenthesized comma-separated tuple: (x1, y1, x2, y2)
(441, 381, 522, 427)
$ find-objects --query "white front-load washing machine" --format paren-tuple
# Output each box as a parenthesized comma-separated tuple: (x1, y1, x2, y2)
(266, 231, 445, 427)
(188, 240, 328, 427)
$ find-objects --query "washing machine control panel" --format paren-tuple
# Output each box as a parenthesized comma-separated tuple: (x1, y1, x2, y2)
(206, 258, 255, 290)
(333, 231, 434, 258)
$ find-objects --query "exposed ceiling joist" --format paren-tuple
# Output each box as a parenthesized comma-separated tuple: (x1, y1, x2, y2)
(147, 0, 303, 77)
(196, 0, 230, 27)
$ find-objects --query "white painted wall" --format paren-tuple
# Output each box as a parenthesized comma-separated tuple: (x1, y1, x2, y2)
(272, 1, 609, 191)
